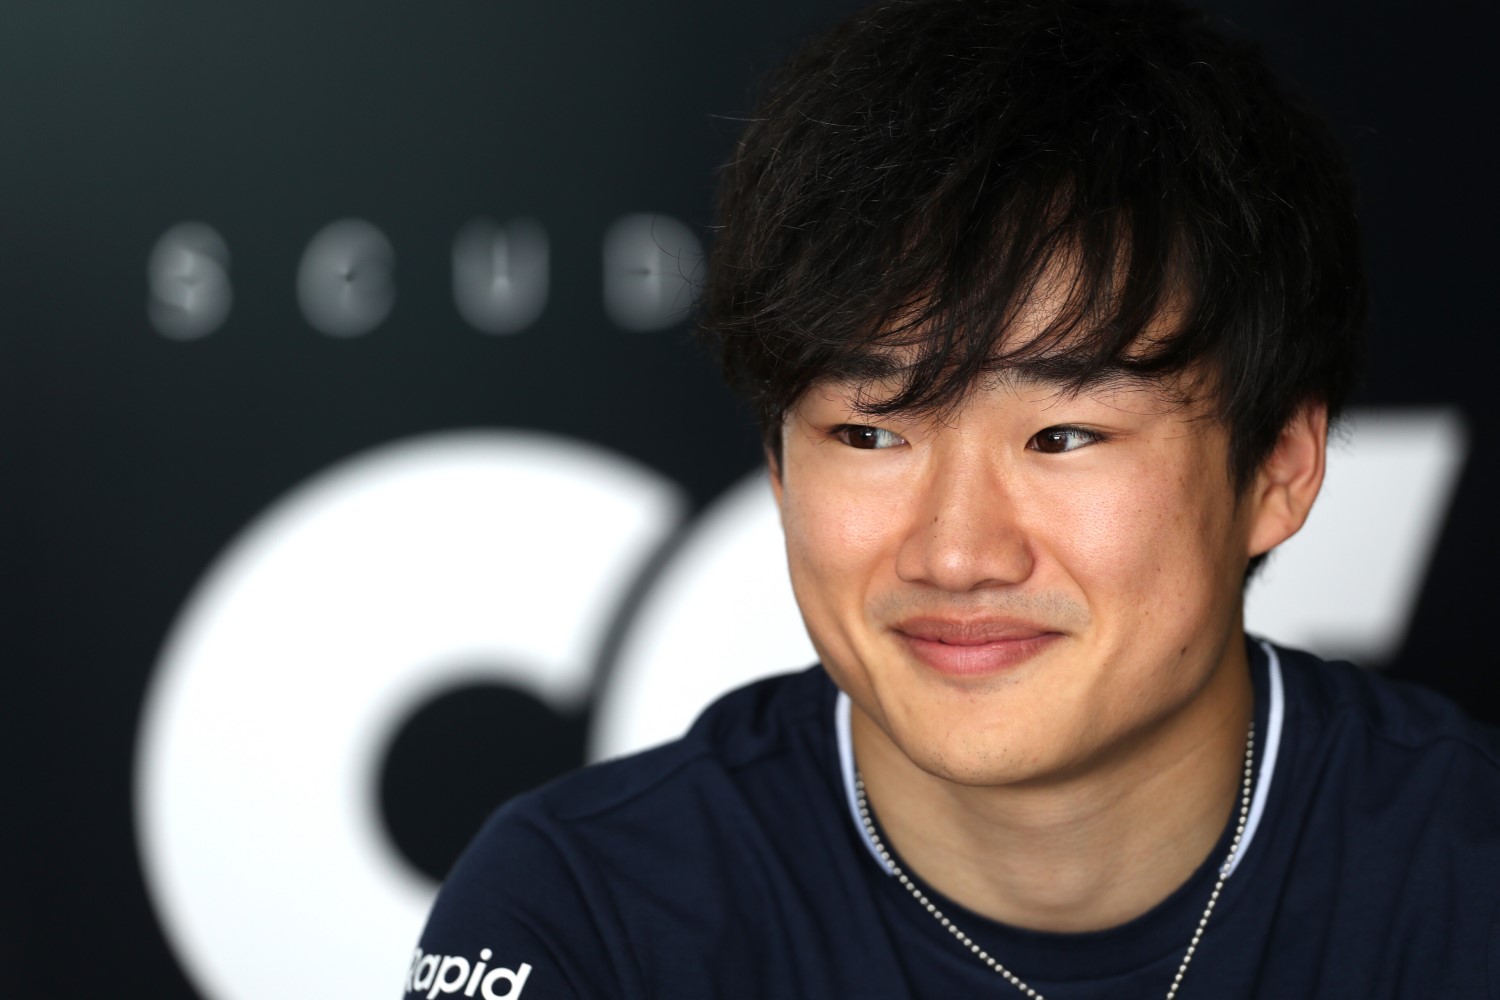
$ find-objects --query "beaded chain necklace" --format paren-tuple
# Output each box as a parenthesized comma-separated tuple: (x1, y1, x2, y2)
(852, 723, 1257, 1000)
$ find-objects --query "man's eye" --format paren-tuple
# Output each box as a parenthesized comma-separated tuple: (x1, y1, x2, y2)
(1028, 426, 1101, 454)
(834, 425, 906, 450)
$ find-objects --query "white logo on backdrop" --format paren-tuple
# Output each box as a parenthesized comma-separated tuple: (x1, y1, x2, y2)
(452, 218, 551, 335)
(135, 434, 685, 1000)
(297, 219, 397, 337)
(135, 410, 1467, 999)
(147, 222, 233, 340)
(149, 213, 702, 338)
(601, 213, 704, 331)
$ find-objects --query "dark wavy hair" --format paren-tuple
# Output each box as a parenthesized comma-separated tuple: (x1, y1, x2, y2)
(700, 0, 1365, 498)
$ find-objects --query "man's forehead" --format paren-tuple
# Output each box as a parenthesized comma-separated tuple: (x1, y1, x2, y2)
(800, 271, 1200, 412)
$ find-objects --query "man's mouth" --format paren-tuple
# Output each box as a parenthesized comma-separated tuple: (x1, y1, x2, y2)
(893, 616, 1062, 677)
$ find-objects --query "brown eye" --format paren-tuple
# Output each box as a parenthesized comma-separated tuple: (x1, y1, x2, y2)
(835, 425, 905, 450)
(1029, 426, 1100, 454)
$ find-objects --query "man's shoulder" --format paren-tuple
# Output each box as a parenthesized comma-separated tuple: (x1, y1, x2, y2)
(1276, 642, 1500, 765)
(507, 663, 835, 828)
(1272, 642, 1500, 857)
(1259, 643, 1500, 993)
(411, 665, 848, 999)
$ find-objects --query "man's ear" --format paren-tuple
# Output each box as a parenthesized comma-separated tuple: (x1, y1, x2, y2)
(1246, 403, 1329, 558)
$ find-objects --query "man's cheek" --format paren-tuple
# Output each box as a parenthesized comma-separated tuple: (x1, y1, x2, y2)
(786, 498, 888, 579)
(1042, 491, 1156, 581)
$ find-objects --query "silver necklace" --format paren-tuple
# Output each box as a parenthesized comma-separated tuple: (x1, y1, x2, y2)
(853, 723, 1255, 1000)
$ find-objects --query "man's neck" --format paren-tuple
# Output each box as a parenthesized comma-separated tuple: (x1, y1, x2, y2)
(851, 643, 1255, 934)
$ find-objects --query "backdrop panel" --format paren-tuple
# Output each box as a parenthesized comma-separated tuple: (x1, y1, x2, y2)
(2, 1, 1493, 996)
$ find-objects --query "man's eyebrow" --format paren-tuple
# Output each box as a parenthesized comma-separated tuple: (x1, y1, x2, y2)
(999, 356, 1166, 398)
(810, 349, 1179, 419)
(839, 352, 908, 384)
(806, 353, 912, 402)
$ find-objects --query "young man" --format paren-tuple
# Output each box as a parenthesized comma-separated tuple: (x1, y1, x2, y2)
(408, 1, 1500, 997)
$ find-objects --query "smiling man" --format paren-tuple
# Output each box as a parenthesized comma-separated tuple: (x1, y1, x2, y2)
(407, 1, 1500, 997)
(776, 365, 1291, 942)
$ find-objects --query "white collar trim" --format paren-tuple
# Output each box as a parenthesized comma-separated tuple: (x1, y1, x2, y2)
(836, 639, 1285, 880)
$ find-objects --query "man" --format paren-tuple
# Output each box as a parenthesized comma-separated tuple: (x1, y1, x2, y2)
(407, 1, 1500, 997)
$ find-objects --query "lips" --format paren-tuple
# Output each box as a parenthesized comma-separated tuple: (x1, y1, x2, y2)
(894, 616, 1061, 677)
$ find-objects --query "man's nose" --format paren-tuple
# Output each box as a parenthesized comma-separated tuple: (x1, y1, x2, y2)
(893, 446, 1035, 592)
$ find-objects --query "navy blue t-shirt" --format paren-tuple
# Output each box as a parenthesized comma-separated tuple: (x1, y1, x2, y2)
(407, 643, 1500, 999)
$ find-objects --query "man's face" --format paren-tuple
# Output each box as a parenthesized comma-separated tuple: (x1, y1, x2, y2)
(772, 368, 1272, 788)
